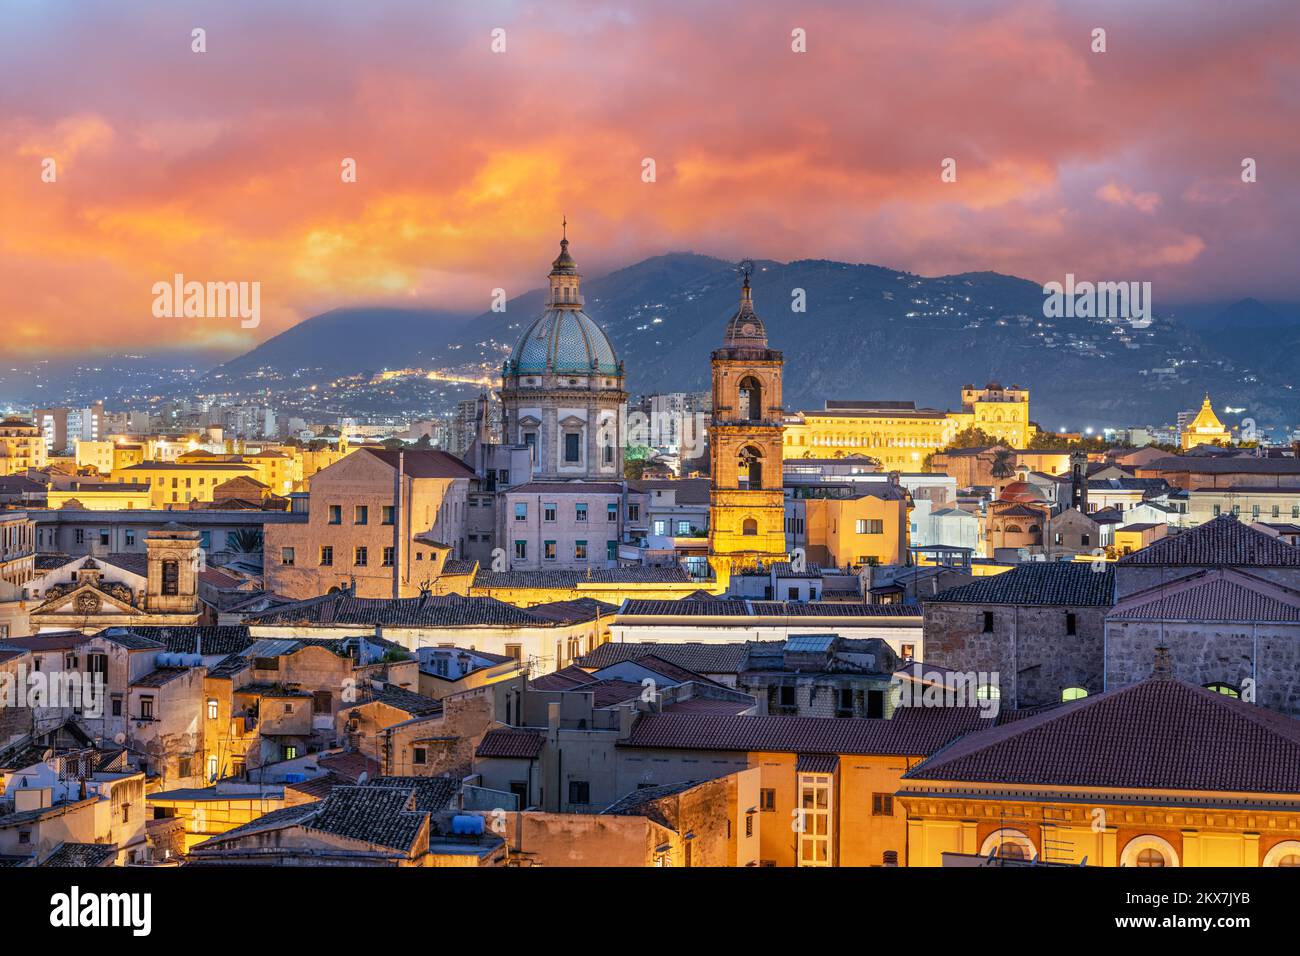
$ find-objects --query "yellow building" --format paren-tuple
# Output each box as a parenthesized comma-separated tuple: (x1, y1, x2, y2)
(793, 488, 910, 567)
(708, 269, 788, 584)
(784, 384, 1034, 470)
(899, 673, 1300, 867)
(1181, 393, 1230, 450)
(114, 461, 260, 508)
(47, 482, 153, 511)
(0, 417, 47, 475)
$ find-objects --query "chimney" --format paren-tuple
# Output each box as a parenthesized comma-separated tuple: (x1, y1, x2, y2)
(618, 704, 635, 740)
(1152, 645, 1172, 679)
(546, 701, 561, 739)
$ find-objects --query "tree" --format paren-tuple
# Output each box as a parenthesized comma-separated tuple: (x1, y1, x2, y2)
(624, 459, 647, 480)
(944, 426, 997, 451)
(990, 448, 1017, 480)
(226, 528, 263, 554)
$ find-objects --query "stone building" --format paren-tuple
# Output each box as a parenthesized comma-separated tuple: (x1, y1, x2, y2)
(708, 268, 788, 585)
(922, 562, 1116, 707)
(900, 669, 1300, 867)
(499, 228, 626, 483)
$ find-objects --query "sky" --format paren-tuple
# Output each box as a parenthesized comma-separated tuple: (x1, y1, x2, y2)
(2, 0, 1298, 359)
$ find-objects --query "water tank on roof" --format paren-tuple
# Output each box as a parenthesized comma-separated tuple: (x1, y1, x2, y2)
(451, 814, 485, 836)
(283, 772, 307, 784)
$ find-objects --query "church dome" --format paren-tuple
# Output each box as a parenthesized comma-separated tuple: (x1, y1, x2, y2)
(998, 480, 1041, 503)
(506, 229, 621, 378)
(509, 309, 620, 376)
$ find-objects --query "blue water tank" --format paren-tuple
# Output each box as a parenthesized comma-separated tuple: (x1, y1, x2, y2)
(451, 814, 485, 835)
(283, 772, 307, 784)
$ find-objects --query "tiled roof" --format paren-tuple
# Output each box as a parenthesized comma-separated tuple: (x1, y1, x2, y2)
(581, 679, 644, 708)
(475, 728, 545, 759)
(618, 599, 920, 618)
(366, 775, 458, 813)
(473, 567, 694, 588)
(902, 677, 1300, 794)
(94, 629, 165, 651)
(660, 697, 754, 715)
(928, 563, 1115, 607)
(300, 786, 427, 853)
(361, 448, 477, 479)
(130, 667, 193, 688)
(1144, 456, 1300, 475)
(1108, 569, 1300, 623)
(39, 842, 117, 868)
(0, 631, 88, 651)
(620, 707, 986, 757)
(353, 685, 443, 717)
(577, 642, 751, 674)
(507, 481, 625, 495)
(615, 654, 722, 687)
(248, 591, 611, 628)
(116, 625, 252, 656)
(795, 754, 840, 773)
(529, 665, 598, 691)
(1118, 514, 1300, 566)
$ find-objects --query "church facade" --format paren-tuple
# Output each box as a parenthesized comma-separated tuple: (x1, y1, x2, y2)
(707, 270, 789, 585)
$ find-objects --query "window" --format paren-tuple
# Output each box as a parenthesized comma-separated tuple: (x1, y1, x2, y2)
(1081, 533, 1091, 546)
(872, 793, 894, 816)
(677, 520, 691, 535)
(544, 503, 557, 522)
(1205, 682, 1239, 698)
(796, 773, 833, 867)
(514, 540, 527, 560)
(281, 547, 295, 566)
(354, 505, 368, 525)
(836, 687, 854, 716)
(759, 789, 777, 812)
(283, 745, 298, 761)
(413, 747, 427, 765)
(111, 696, 122, 717)
(607, 503, 618, 522)
(742, 518, 758, 536)
(628, 504, 640, 522)
(354, 546, 368, 567)
(382, 547, 395, 567)
(207, 755, 218, 781)
(568, 780, 591, 805)
(900, 643, 915, 660)
(1065, 612, 1077, 635)
(125, 529, 136, 547)
(575, 503, 588, 522)
(313, 690, 333, 713)
(504, 644, 522, 661)
(178, 756, 193, 778)
(574, 540, 588, 561)
(320, 546, 333, 567)
(207, 699, 218, 720)
(982, 611, 994, 632)
(1136, 848, 1166, 867)
(856, 518, 883, 534)
(543, 540, 557, 561)
(1062, 686, 1088, 701)
(746, 814, 754, 838)
(564, 433, 581, 463)
(654, 519, 667, 536)
(607, 540, 618, 561)
(161, 560, 179, 596)
(514, 502, 528, 522)
(382, 505, 395, 525)
(139, 696, 155, 719)
(328, 504, 342, 525)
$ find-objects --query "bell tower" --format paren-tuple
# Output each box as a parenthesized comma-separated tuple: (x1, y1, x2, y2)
(708, 263, 787, 587)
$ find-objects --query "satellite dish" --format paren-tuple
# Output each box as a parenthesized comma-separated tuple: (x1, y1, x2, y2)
(113, 733, 126, 744)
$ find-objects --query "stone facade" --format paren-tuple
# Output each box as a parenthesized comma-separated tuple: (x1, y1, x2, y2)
(923, 601, 1108, 707)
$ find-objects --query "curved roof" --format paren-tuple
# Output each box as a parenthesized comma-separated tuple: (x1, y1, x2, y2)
(508, 308, 620, 376)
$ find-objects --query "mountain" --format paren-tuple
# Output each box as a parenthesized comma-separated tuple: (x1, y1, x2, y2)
(208, 257, 1300, 432)
(203, 307, 472, 386)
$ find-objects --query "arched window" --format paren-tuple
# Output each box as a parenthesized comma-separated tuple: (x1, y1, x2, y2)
(1264, 841, 1300, 867)
(1120, 835, 1179, 868)
(1205, 682, 1239, 698)
(980, 828, 1035, 861)
(738, 377, 763, 421)
(1062, 687, 1088, 701)
(161, 559, 179, 596)
(1003, 524, 1023, 534)
(975, 683, 1000, 700)
(738, 446, 763, 490)
(742, 518, 758, 536)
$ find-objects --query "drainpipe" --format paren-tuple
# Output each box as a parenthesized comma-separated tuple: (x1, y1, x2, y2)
(392, 451, 403, 600)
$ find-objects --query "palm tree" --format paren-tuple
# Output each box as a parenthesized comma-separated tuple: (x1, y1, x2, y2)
(990, 449, 1017, 481)
(226, 527, 264, 554)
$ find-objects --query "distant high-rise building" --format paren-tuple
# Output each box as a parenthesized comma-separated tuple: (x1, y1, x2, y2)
(33, 402, 104, 454)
